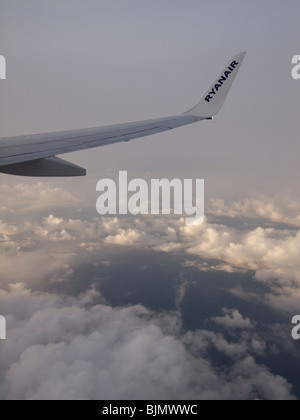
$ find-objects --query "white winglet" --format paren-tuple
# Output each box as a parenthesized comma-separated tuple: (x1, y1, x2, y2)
(185, 52, 246, 119)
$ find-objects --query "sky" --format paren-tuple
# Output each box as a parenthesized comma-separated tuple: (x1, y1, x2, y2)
(0, 0, 300, 400)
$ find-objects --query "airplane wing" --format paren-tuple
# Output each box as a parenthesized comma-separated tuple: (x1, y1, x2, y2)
(0, 52, 246, 177)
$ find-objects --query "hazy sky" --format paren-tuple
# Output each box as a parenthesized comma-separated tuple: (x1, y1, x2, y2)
(1, 1, 300, 401)
(1, 0, 299, 199)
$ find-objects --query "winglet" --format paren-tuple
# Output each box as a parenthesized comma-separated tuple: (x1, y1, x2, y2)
(185, 52, 246, 119)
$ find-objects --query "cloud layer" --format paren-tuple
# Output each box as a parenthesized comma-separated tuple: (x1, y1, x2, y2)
(0, 285, 294, 400)
(0, 182, 299, 400)
(1, 184, 299, 313)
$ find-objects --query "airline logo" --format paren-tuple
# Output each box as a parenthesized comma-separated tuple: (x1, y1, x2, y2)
(205, 60, 239, 103)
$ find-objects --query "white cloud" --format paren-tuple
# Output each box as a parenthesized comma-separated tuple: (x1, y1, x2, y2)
(1, 193, 300, 311)
(208, 197, 300, 226)
(1, 185, 300, 399)
(212, 309, 254, 330)
(0, 182, 77, 213)
(181, 223, 300, 312)
(0, 286, 294, 400)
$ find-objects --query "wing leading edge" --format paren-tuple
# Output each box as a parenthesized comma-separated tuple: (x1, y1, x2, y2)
(0, 52, 246, 177)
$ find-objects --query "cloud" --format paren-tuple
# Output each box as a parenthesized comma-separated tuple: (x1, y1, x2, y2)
(212, 309, 254, 330)
(208, 197, 300, 226)
(1, 184, 299, 399)
(0, 182, 78, 213)
(0, 286, 294, 400)
(181, 223, 300, 312)
(1, 189, 300, 311)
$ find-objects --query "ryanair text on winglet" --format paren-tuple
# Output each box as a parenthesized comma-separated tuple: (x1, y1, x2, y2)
(0, 55, 6, 80)
(205, 60, 239, 103)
